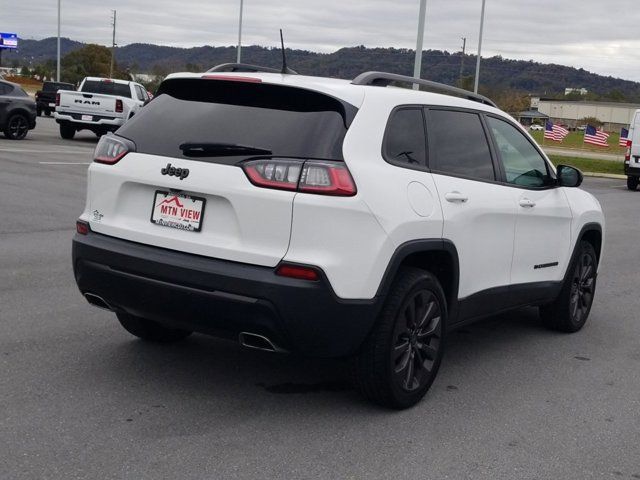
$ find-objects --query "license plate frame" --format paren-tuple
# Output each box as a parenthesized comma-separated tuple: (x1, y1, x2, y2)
(150, 191, 205, 232)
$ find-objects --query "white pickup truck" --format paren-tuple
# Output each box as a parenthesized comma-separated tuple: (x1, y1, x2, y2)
(54, 77, 150, 139)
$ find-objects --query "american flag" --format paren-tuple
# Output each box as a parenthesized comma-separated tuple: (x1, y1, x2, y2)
(584, 125, 610, 147)
(544, 121, 569, 142)
(619, 127, 629, 147)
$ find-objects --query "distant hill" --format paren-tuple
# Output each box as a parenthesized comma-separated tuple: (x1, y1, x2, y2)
(9, 37, 640, 100)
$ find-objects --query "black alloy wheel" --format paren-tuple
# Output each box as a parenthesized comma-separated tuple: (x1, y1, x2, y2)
(5, 114, 29, 140)
(569, 249, 596, 325)
(392, 289, 442, 392)
(540, 241, 597, 333)
(352, 268, 447, 409)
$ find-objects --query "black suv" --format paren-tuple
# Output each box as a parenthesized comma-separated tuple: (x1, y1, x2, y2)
(0, 80, 36, 140)
(35, 81, 74, 116)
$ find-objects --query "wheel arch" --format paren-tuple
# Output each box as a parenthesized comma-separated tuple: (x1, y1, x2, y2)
(577, 222, 603, 264)
(376, 239, 460, 320)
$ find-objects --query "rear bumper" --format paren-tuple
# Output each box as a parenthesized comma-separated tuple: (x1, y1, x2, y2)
(72, 232, 381, 357)
(55, 112, 124, 129)
(624, 163, 640, 176)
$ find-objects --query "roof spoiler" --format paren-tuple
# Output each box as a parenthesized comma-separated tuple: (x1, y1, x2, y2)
(207, 63, 298, 75)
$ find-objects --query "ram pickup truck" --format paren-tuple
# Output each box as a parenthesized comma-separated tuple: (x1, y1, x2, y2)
(54, 77, 150, 139)
(35, 81, 75, 117)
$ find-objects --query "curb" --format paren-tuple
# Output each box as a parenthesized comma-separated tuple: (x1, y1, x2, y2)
(583, 172, 626, 179)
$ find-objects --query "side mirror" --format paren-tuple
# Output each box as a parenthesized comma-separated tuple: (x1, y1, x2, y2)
(557, 164, 583, 188)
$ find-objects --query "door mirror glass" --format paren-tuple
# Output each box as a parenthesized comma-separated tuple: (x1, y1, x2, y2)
(557, 165, 583, 187)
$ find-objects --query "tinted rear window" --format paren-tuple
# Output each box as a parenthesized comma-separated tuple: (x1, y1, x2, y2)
(44, 82, 74, 92)
(116, 79, 357, 162)
(81, 80, 131, 98)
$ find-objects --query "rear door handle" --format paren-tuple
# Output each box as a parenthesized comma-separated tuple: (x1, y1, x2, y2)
(519, 198, 536, 208)
(444, 191, 468, 203)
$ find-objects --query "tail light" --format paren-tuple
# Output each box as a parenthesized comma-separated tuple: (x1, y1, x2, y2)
(76, 220, 90, 235)
(115, 99, 123, 113)
(93, 135, 135, 164)
(625, 140, 632, 163)
(276, 263, 320, 281)
(242, 159, 356, 196)
(55, 93, 60, 106)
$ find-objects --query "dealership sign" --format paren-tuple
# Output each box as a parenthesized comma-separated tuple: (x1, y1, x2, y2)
(0, 33, 18, 50)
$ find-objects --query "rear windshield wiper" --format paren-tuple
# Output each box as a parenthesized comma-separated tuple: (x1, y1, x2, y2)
(179, 142, 272, 157)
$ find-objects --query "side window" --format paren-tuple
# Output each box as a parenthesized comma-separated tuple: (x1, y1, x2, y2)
(429, 109, 495, 181)
(487, 116, 552, 188)
(382, 108, 427, 168)
(135, 85, 145, 101)
(0, 84, 11, 96)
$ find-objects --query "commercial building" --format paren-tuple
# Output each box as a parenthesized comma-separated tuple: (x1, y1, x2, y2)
(522, 97, 640, 131)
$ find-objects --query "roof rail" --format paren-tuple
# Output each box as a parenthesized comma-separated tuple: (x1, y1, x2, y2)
(207, 63, 298, 75)
(351, 71, 497, 108)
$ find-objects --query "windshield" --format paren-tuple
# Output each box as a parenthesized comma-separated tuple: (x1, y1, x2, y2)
(116, 79, 357, 163)
(81, 80, 132, 98)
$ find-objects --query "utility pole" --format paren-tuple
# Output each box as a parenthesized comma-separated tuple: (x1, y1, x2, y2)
(474, 0, 486, 94)
(459, 37, 466, 88)
(110, 10, 116, 78)
(57, 0, 61, 81)
(236, 0, 244, 63)
(413, 0, 427, 90)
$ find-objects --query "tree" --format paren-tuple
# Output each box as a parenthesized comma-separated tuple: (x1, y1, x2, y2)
(580, 116, 603, 127)
(60, 44, 129, 84)
(20, 66, 30, 77)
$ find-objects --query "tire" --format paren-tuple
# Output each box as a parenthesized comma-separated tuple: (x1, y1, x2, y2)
(4, 113, 29, 140)
(352, 267, 446, 409)
(44, 109, 51, 117)
(540, 241, 597, 333)
(59, 123, 76, 140)
(36, 107, 42, 117)
(116, 312, 193, 343)
(627, 176, 639, 191)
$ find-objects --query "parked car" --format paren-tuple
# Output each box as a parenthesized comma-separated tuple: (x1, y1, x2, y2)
(624, 110, 640, 190)
(72, 66, 605, 409)
(529, 124, 544, 131)
(35, 81, 74, 116)
(54, 77, 150, 139)
(577, 125, 587, 131)
(0, 79, 37, 140)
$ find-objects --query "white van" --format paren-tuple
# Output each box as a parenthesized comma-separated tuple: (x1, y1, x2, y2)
(625, 109, 640, 190)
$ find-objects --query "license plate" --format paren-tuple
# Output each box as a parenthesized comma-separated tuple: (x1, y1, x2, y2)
(81, 114, 93, 121)
(49, 103, 56, 107)
(151, 191, 205, 232)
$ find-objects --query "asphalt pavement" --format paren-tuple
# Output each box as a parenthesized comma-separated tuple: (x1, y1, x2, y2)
(1, 117, 639, 480)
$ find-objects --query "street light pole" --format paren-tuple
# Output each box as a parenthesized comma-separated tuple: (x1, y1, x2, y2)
(473, 0, 486, 94)
(236, 0, 244, 63)
(110, 10, 116, 78)
(413, 0, 427, 90)
(57, 0, 61, 81)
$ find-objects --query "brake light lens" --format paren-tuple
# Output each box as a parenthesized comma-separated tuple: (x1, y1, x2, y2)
(276, 263, 320, 281)
(115, 99, 123, 113)
(76, 220, 90, 235)
(242, 159, 356, 196)
(201, 75, 262, 83)
(93, 135, 134, 164)
(55, 93, 60, 106)
(625, 140, 632, 163)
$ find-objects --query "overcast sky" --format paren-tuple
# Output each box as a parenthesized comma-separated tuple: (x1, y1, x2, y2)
(7, 0, 640, 82)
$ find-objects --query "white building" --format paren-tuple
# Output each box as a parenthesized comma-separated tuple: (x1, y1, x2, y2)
(531, 97, 640, 131)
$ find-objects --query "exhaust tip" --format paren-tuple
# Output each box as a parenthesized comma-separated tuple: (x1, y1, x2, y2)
(239, 332, 286, 353)
(84, 293, 112, 311)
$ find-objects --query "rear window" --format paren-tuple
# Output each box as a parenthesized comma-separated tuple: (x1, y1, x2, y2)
(81, 80, 131, 98)
(44, 82, 74, 92)
(116, 79, 357, 163)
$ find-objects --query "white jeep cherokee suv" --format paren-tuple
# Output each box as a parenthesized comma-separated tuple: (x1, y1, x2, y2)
(72, 65, 604, 409)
